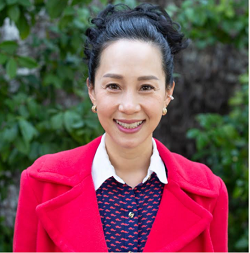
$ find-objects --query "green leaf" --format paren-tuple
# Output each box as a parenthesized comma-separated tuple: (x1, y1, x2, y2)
(15, 136, 30, 154)
(84, 118, 97, 129)
(71, 0, 85, 5)
(196, 133, 209, 150)
(185, 8, 195, 21)
(71, 35, 82, 51)
(196, 114, 223, 128)
(0, 53, 8, 64)
(59, 15, 73, 30)
(8, 148, 19, 165)
(28, 142, 40, 160)
(0, 132, 6, 149)
(3, 124, 18, 143)
(221, 124, 237, 138)
(165, 4, 178, 17)
(181, 0, 193, 9)
(17, 56, 38, 69)
(0, 40, 18, 54)
(64, 111, 83, 133)
(7, 5, 20, 22)
(235, 237, 249, 250)
(27, 99, 39, 117)
(71, 121, 84, 128)
(239, 73, 248, 84)
(34, 0, 43, 4)
(63, 6, 75, 16)
(39, 143, 53, 156)
(18, 0, 31, 7)
(18, 104, 30, 118)
(6, 0, 18, 4)
(0, 2, 6, 11)
(1, 148, 11, 162)
(46, 0, 68, 18)
(186, 128, 200, 139)
(6, 58, 17, 79)
(16, 15, 30, 39)
(18, 118, 38, 143)
(51, 112, 64, 130)
(43, 74, 62, 88)
(82, 0, 92, 4)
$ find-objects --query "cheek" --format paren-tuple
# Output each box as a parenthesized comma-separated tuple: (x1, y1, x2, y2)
(143, 94, 165, 114)
(95, 92, 117, 118)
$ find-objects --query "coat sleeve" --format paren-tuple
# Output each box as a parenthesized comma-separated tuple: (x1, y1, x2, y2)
(210, 177, 228, 252)
(13, 170, 38, 252)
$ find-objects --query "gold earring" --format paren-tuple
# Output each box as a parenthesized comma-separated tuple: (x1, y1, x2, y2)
(92, 105, 97, 113)
(162, 107, 167, 115)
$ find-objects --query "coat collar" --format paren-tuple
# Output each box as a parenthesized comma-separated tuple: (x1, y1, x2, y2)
(30, 136, 217, 252)
(92, 134, 168, 190)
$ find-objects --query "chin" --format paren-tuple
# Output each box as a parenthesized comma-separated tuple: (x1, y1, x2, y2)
(117, 139, 140, 149)
(107, 132, 151, 150)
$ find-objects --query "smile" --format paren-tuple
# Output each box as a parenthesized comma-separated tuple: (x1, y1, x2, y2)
(115, 120, 144, 129)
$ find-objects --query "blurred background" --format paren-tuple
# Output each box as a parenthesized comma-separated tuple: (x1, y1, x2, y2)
(0, 0, 248, 251)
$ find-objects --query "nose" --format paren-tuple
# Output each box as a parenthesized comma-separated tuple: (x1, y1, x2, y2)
(118, 91, 141, 114)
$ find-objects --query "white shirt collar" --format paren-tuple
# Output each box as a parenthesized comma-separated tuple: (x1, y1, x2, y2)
(91, 134, 168, 191)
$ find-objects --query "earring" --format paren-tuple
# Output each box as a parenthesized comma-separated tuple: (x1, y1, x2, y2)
(91, 105, 97, 113)
(162, 107, 167, 115)
(168, 95, 174, 100)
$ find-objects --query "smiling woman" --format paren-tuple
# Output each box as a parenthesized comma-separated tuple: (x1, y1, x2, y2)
(88, 40, 171, 154)
(13, 3, 228, 253)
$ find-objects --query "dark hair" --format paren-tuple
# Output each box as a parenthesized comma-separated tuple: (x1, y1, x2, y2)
(84, 3, 189, 88)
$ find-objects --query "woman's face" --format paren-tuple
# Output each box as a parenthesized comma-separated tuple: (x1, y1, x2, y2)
(88, 39, 174, 149)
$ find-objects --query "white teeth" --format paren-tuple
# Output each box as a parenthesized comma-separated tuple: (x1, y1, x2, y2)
(116, 120, 143, 129)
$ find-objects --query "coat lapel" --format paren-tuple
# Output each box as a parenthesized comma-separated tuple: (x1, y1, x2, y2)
(36, 174, 108, 252)
(34, 137, 107, 252)
(143, 181, 213, 252)
(33, 137, 215, 252)
(142, 139, 215, 252)
(36, 178, 212, 252)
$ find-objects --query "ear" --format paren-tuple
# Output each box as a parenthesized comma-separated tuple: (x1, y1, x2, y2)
(86, 77, 96, 105)
(164, 81, 175, 107)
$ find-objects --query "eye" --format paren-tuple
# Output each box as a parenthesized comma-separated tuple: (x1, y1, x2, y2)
(106, 83, 120, 90)
(140, 85, 155, 91)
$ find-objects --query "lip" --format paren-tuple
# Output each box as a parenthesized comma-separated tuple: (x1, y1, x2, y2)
(114, 119, 145, 123)
(114, 119, 145, 134)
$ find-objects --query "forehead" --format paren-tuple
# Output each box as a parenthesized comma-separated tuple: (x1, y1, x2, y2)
(96, 39, 165, 79)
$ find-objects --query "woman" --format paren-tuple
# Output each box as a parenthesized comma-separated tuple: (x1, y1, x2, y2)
(13, 3, 228, 252)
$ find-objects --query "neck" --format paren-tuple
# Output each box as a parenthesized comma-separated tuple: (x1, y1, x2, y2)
(105, 134, 153, 187)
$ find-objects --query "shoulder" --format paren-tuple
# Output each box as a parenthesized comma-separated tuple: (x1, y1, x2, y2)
(25, 136, 102, 186)
(154, 138, 226, 197)
(172, 152, 225, 195)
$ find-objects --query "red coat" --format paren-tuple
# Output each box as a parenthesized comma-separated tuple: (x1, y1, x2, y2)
(13, 136, 228, 252)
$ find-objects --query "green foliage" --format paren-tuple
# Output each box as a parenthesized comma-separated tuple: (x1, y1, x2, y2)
(0, 218, 12, 252)
(0, 0, 107, 250)
(168, 0, 248, 50)
(187, 73, 249, 252)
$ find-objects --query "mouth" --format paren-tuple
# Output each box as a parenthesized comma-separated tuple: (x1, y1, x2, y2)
(114, 119, 145, 129)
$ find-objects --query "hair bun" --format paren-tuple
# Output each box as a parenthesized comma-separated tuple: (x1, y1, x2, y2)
(84, 3, 189, 86)
(91, 4, 115, 28)
(134, 4, 188, 55)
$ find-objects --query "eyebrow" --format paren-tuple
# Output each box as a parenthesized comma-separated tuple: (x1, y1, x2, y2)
(103, 73, 159, 81)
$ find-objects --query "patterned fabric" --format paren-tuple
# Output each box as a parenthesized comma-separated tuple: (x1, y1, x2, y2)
(96, 172, 164, 252)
